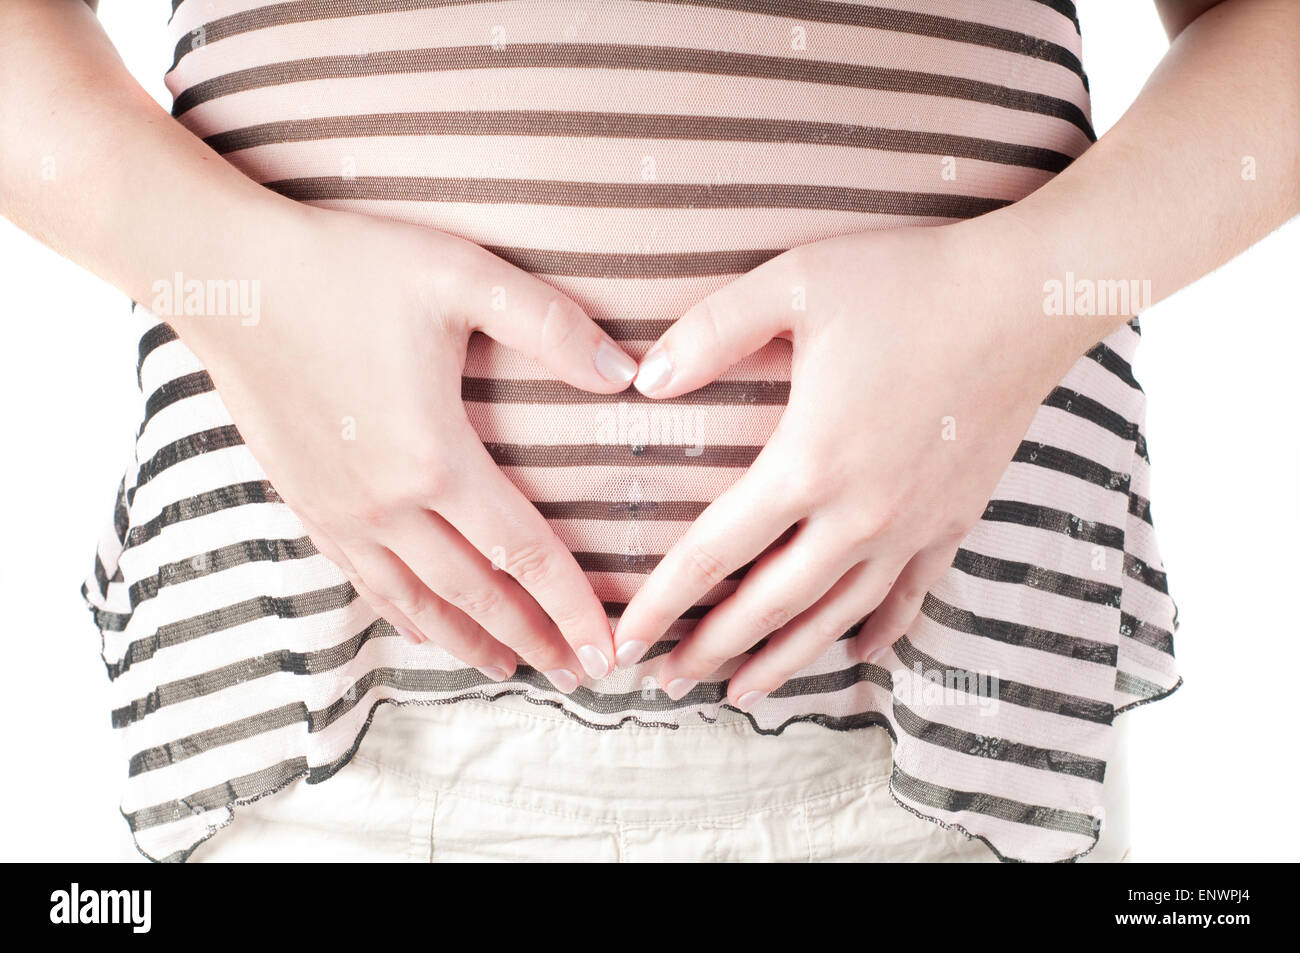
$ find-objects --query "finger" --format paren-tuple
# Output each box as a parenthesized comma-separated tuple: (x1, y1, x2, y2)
(728, 559, 901, 710)
(437, 436, 617, 682)
(297, 512, 359, 577)
(853, 537, 962, 664)
(348, 573, 426, 645)
(296, 517, 426, 646)
(382, 510, 590, 692)
(613, 459, 805, 669)
(634, 252, 797, 398)
(347, 544, 519, 681)
(459, 249, 637, 392)
(655, 520, 858, 699)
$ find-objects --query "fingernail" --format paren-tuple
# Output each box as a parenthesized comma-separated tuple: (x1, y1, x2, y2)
(594, 339, 638, 384)
(735, 690, 767, 712)
(577, 645, 610, 679)
(634, 345, 672, 395)
(395, 626, 422, 645)
(865, 646, 887, 665)
(479, 665, 510, 682)
(545, 668, 580, 693)
(663, 677, 697, 700)
(615, 640, 648, 668)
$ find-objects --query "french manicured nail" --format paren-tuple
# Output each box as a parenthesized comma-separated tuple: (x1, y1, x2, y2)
(735, 690, 767, 712)
(577, 645, 610, 679)
(595, 339, 638, 384)
(545, 668, 580, 693)
(615, 640, 648, 668)
(865, 646, 887, 665)
(663, 677, 697, 700)
(479, 665, 510, 682)
(395, 626, 422, 645)
(634, 345, 672, 394)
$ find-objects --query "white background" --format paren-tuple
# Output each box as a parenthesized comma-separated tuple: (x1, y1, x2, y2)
(0, 1, 1296, 861)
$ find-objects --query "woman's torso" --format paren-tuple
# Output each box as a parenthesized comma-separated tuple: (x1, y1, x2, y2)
(87, 1, 1181, 863)
(165, 0, 1094, 619)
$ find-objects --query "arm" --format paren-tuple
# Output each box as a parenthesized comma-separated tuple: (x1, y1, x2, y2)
(614, 0, 1299, 703)
(0, 0, 292, 318)
(0, 0, 635, 687)
(970, 0, 1300, 373)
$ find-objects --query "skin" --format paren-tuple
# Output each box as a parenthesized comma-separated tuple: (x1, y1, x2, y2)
(1, 0, 1297, 709)
(613, 0, 1300, 707)
(183, 207, 640, 691)
(1, 0, 637, 692)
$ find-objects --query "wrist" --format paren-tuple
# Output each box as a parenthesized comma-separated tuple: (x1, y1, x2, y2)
(146, 189, 317, 359)
(944, 212, 1133, 393)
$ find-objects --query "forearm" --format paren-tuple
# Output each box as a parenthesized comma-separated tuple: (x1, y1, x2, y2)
(0, 0, 303, 342)
(955, 0, 1299, 376)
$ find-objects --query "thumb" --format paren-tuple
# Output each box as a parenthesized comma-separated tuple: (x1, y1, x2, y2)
(634, 262, 794, 399)
(469, 262, 637, 395)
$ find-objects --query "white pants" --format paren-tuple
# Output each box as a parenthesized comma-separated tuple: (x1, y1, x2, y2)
(183, 695, 1131, 863)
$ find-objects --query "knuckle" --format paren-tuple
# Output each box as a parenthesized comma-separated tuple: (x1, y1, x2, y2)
(818, 618, 856, 645)
(694, 295, 726, 351)
(754, 603, 796, 633)
(406, 606, 451, 640)
(677, 636, 730, 677)
(783, 463, 827, 508)
(385, 587, 425, 622)
(412, 469, 451, 507)
(691, 650, 730, 677)
(939, 523, 970, 546)
(546, 603, 589, 636)
(896, 585, 929, 609)
(445, 586, 502, 619)
(410, 454, 455, 505)
(849, 505, 898, 549)
(538, 296, 583, 351)
(348, 494, 396, 529)
(688, 544, 731, 589)
(504, 541, 556, 587)
(866, 608, 904, 640)
(346, 576, 382, 612)
(508, 631, 565, 668)
(348, 557, 418, 617)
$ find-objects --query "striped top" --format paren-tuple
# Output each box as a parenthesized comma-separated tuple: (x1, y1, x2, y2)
(83, 0, 1181, 862)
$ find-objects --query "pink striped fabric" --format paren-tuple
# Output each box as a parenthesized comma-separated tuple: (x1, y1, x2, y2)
(82, 0, 1180, 862)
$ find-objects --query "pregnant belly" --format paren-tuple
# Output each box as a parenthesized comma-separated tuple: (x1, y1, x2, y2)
(167, 0, 1090, 613)
(229, 132, 1035, 619)
(463, 287, 792, 616)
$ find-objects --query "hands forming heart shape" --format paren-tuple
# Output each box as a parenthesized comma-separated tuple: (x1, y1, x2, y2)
(615, 224, 1085, 710)
(190, 205, 1095, 710)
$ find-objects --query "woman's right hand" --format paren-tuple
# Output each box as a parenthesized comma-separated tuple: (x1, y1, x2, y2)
(174, 204, 637, 691)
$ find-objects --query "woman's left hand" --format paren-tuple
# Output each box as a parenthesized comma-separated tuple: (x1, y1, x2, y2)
(613, 224, 1102, 709)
